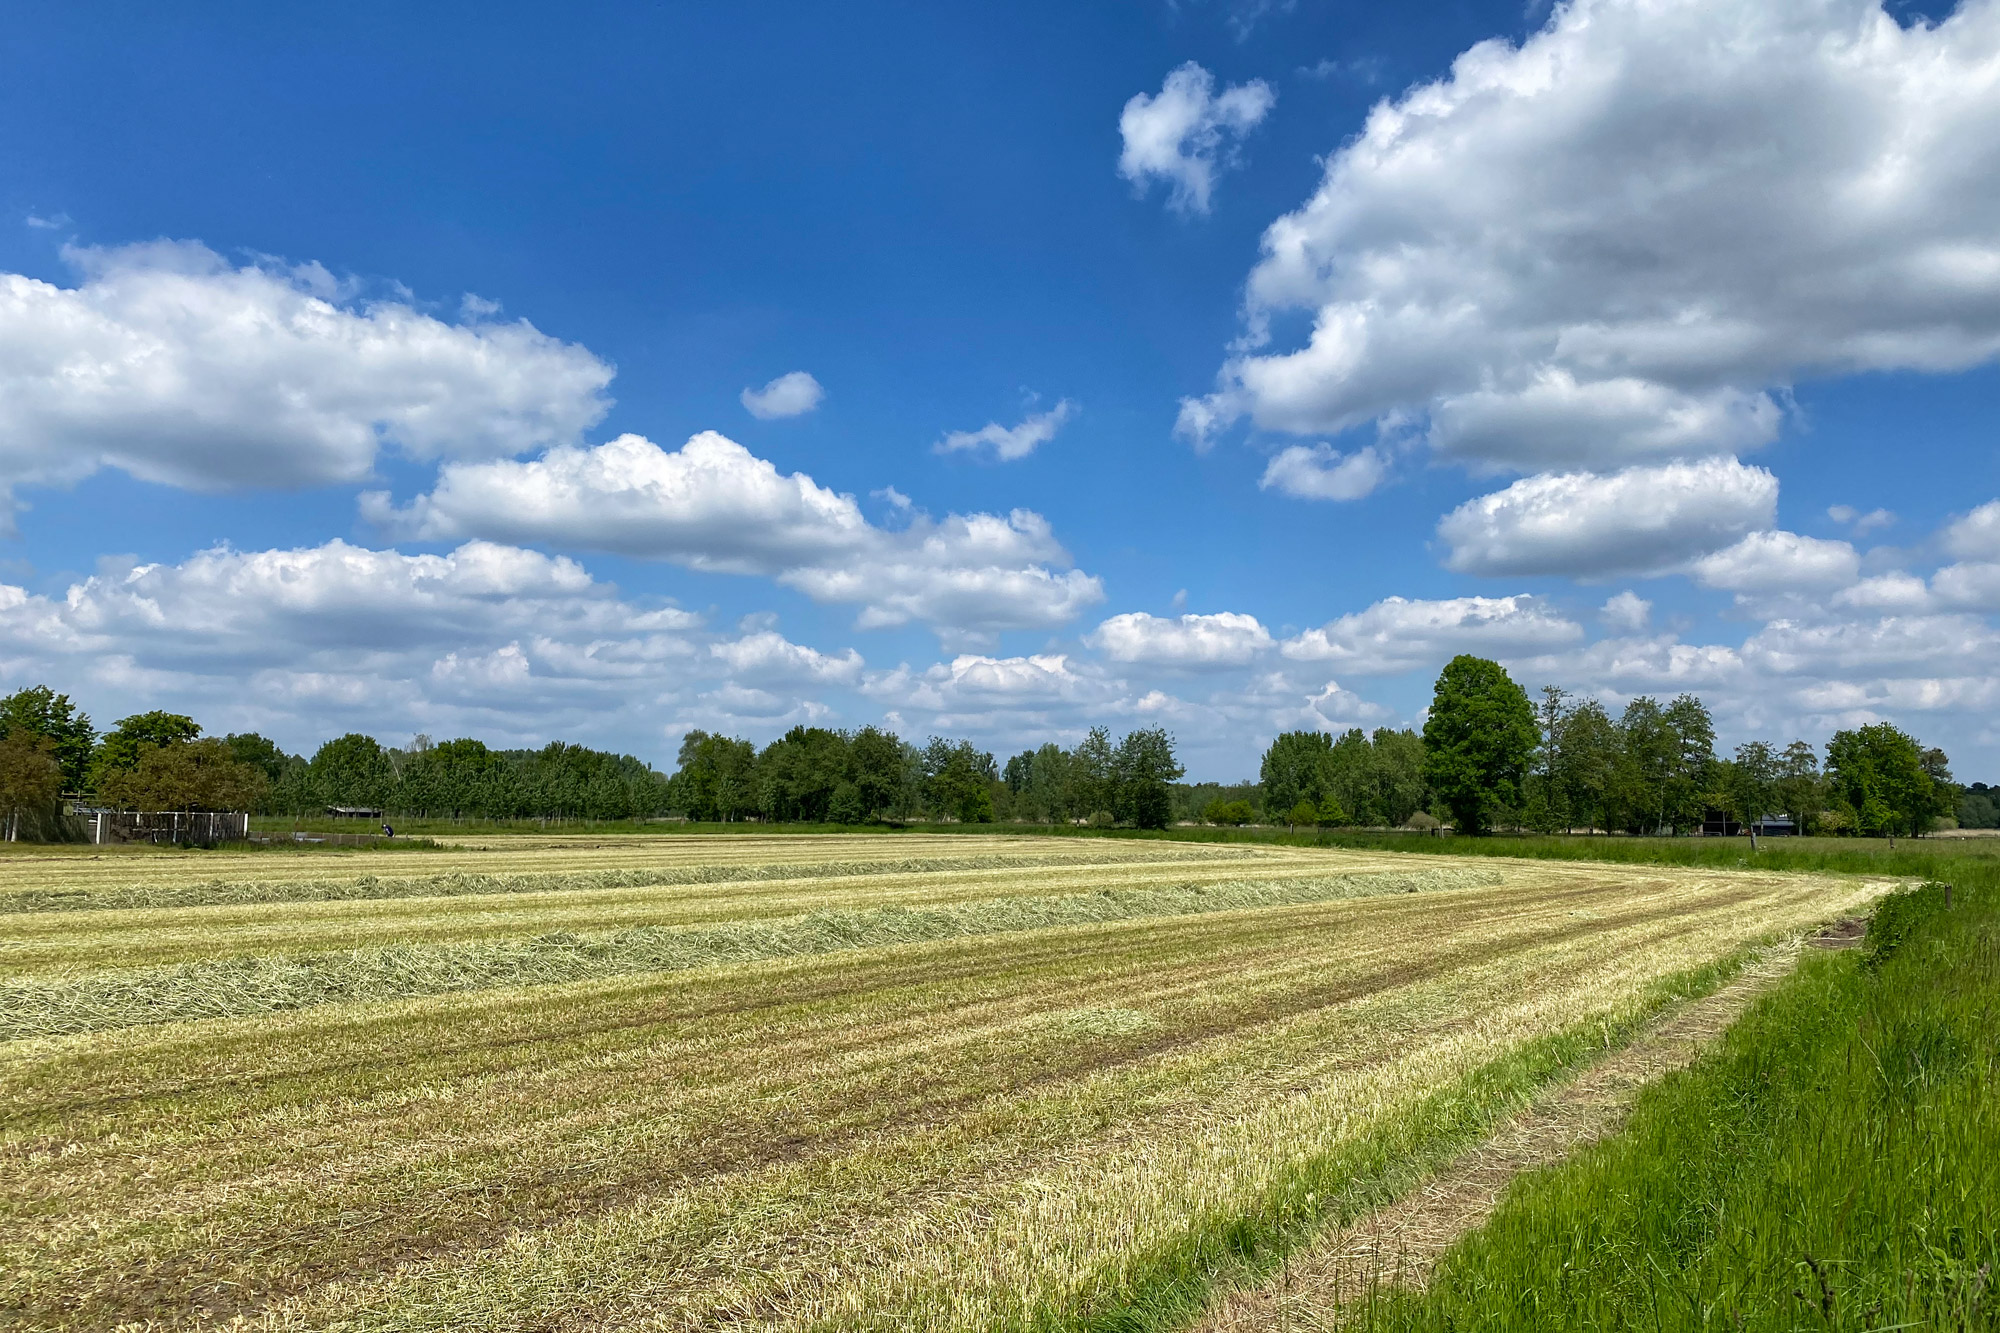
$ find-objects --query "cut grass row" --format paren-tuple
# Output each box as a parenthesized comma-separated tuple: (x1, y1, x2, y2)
(0, 847, 1408, 977)
(0, 845, 1269, 915)
(1, 857, 1871, 1331)
(0, 867, 1500, 1039)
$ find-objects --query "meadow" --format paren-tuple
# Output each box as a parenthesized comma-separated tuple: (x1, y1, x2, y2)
(0, 834, 1886, 1330)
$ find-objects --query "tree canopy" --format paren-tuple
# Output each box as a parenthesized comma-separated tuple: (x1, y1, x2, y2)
(1421, 656, 1538, 835)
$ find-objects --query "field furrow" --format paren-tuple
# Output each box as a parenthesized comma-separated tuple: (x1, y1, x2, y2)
(0, 838, 1877, 1332)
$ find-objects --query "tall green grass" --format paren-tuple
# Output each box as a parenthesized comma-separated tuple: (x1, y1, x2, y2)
(0, 866, 1496, 1040)
(1342, 874, 1998, 1332)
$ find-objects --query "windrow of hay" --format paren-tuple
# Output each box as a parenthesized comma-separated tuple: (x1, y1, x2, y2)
(0, 867, 1496, 1041)
(0, 846, 1269, 915)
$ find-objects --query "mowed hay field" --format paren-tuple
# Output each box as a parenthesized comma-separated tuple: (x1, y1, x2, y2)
(0, 835, 1884, 1331)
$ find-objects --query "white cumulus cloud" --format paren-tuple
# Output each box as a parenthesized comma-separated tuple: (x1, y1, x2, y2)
(1180, 0, 2000, 466)
(1088, 611, 1274, 667)
(935, 399, 1076, 462)
(1600, 591, 1652, 633)
(1690, 530, 1861, 593)
(0, 241, 612, 522)
(1943, 499, 2000, 560)
(1258, 443, 1388, 501)
(1118, 62, 1276, 215)
(740, 371, 825, 420)
(367, 431, 1103, 641)
(1282, 594, 1583, 674)
(1438, 458, 1778, 577)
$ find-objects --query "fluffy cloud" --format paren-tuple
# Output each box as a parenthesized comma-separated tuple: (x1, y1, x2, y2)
(935, 400, 1076, 462)
(864, 652, 1119, 727)
(1943, 499, 2000, 560)
(0, 538, 912, 754)
(1087, 611, 1274, 667)
(709, 631, 864, 685)
(1438, 458, 1777, 577)
(1258, 443, 1388, 501)
(739, 371, 825, 420)
(1600, 591, 1652, 633)
(365, 431, 870, 573)
(1282, 594, 1583, 674)
(0, 241, 611, 520)
(1118, 62, 1276, 214)
(367, 431, 1102, 640)
(1690, 530, 1861, 593)
(1180, 0, 2000, 466)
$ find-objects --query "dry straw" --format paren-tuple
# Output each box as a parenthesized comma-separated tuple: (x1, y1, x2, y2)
(0, 846, 1265, 915)
(0, 867, 1495, 1040)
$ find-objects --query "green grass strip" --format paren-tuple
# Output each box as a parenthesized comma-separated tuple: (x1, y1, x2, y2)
(0, 867, 1497, 1041)
(990, 948, 1760, 1333)
(1335, 878, 1999, 1332)
(0, 847, 1264, 915)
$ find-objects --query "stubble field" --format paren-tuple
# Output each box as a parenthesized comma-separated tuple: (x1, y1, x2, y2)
(0, 834, 1882, 1331)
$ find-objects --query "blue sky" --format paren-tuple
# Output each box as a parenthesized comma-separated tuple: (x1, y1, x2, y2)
(2, 0, 1998, 781)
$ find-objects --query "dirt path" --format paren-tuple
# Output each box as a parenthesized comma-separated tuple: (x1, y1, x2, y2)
(1195, 927, 1858, 1331)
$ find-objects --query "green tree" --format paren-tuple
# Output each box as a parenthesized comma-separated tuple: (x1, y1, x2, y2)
(826, 781, 865, 824)
(671, 730, 759, 821)
(921, 738, 998, 823)
(99, 739, 269, 812)
(1774, 740, 1825, 833)
(90, 711, 201, 792)
(1112, 728, 1182, 829)
(1554, 699, 1618, 832)
(0, 731, 65, 841)
(1259, 731, 1333, 817)
(847, 726, 906, 820)
(1021, 743, 1075, 823)
(1285, 799, 1318, 831)
(1068, 727, 1116, 821)
(1827, 724, 1949, 838)
(1367, 729, 1430, 827)
(1728, 740, 1779, 840)
(1203, 798, 1254, 826)
(222, 733, 293, 785)
(308, 733, 394, 809)
(1421, 655, 1538, 836)
(0, 686, 96, 790)
(1661, 694, 1717, 832)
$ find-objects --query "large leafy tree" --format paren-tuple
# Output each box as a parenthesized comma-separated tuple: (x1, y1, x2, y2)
(308, 733, 395, 809)
(920, 737, 997, 823)
(0, 731, 65, 840)
(99, 738, 269, 813)
(1112, 728, 1183, 830)
(0, 686, 96, 791)
(1068, 727, 1116, 821)
(89, 711, 200, 793)
(1421, 655, 1538, 835)
(1826, 723, 1952, 838)
(671, 730, 758, 821)
(1661, 694, 1718, 831)
(1258, 731, 1333, 817)
(847, 726, 906, 820)
(1552, 699, 1618, 833)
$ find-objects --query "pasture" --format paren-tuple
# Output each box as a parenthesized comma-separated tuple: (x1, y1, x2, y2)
(0, 834, 1881, 1331)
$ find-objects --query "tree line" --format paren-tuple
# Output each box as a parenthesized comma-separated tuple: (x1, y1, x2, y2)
(1268, 654, 1959, 838)
(0, 682, 1187, 833)
(667, 724, 1183, 827)
(0, 661, 1969, 839)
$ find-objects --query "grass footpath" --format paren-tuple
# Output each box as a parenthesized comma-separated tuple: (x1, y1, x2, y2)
(1328, 872, 1998, 1333)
